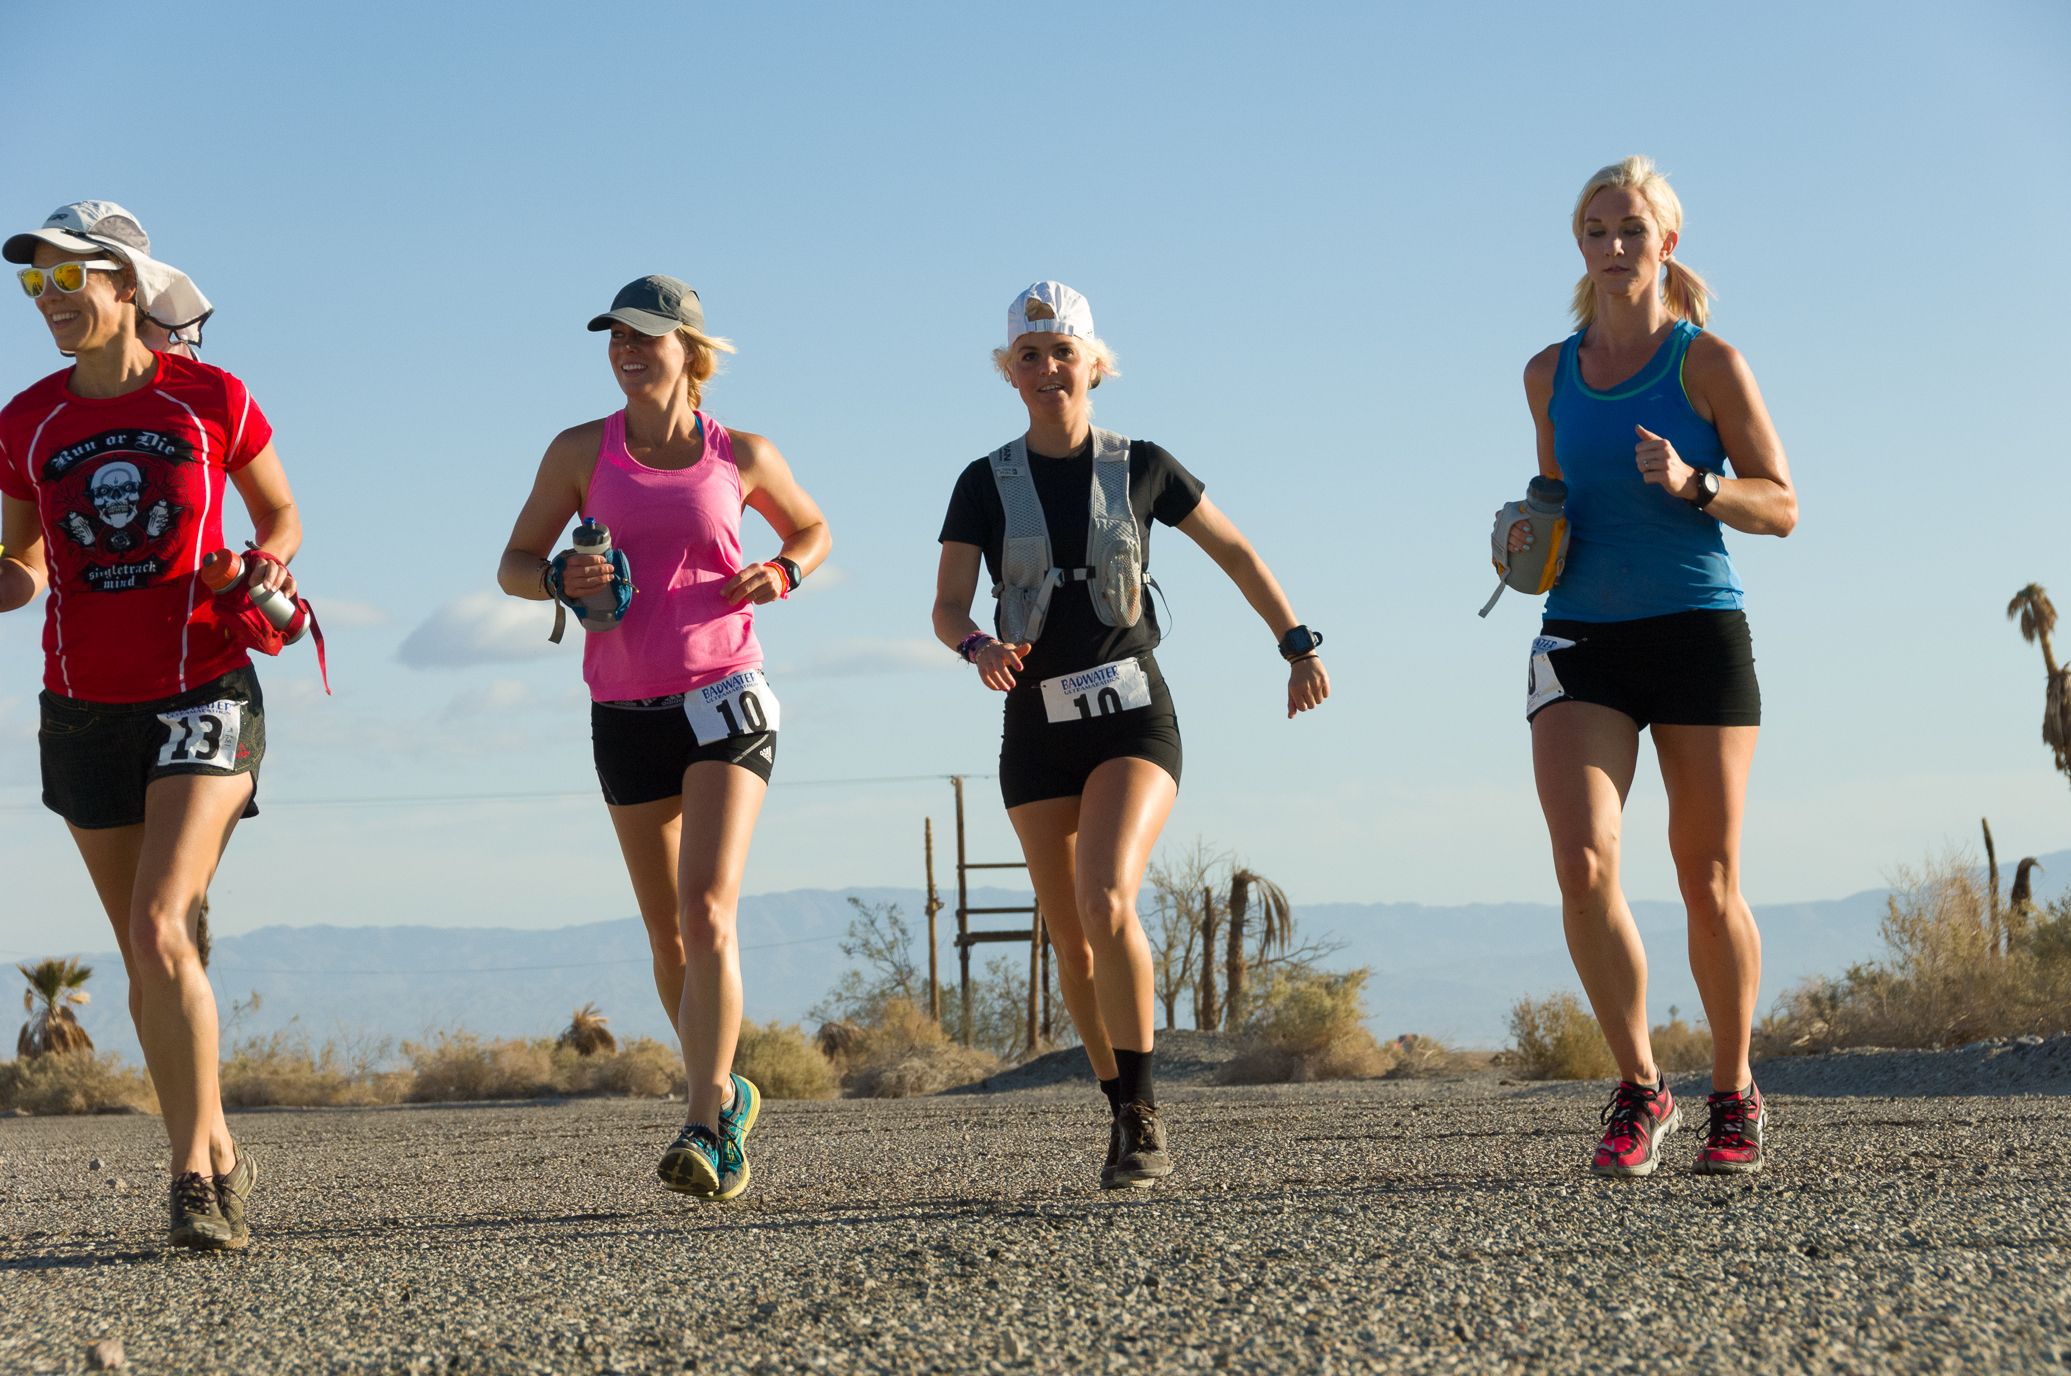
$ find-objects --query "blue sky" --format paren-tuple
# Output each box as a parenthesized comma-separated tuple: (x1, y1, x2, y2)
(3, 1, 2068, 961)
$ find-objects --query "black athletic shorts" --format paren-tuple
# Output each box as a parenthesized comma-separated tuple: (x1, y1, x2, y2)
(1527, 609, 1761, 729)
(40, 665, 265, 830)
(998, 653, 1182, 809)
(591, 695, 776, 806)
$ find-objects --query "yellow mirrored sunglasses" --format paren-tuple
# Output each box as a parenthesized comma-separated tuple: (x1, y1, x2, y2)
(16, 259, 123, 298)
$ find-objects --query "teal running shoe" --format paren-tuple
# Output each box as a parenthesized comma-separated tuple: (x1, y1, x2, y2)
(658, 1074, 760, 1200)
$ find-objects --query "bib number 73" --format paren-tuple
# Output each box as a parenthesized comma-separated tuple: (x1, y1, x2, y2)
(155, 700, 245, 771)
(684, 669, 782, 745)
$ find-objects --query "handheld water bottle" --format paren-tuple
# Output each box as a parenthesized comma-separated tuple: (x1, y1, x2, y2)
(546, 516, 635, 642)
(1477, 476, 1570, 618)
(571, 518, 620, 625)
(201, 548, 309, 644)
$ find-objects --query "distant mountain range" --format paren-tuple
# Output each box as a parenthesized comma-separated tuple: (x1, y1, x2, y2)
(48, 854, 2071, 1067)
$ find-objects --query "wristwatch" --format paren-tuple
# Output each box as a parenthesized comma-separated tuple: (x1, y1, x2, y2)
(772, 556, 803, 592)
(1278, 625, 1324, 662)
(1689, 470, 1721, 510)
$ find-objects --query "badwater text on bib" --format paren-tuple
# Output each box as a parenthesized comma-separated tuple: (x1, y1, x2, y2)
(1040, 657, 1153, 725)
(685, 668, 782, 745)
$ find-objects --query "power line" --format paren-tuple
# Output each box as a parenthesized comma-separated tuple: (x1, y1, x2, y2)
(3, 931, 845, 972)
(0, 772, 996, 811)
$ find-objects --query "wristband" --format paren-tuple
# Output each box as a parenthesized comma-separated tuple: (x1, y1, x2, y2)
(771, 555, 803, 593)
(759, 561, 792, 600)
(957, 632, 994, 664)
(1278, 625, 1323, 663)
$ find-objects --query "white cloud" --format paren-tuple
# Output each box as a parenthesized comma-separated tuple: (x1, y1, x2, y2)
(794, 562, 850, 595)
(443, 679, 540, 720)
(773, 637, 953, 679)
(397, 592, 564, 669)
(312, 599, 392, 627)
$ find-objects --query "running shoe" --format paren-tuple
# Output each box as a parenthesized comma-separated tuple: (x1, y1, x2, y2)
(1099, 1114, 1121, 1191)
(213, 1148, 260, 1248)
(719, 1072, 761, 1155)
(658, 1074, 760, 1200)
(167, 1171, 235, 1251)
(1693, 1082, 1765, 1175)
(1111, 1102, 1172, 1188)
(1589, 1079, 1681, 1178)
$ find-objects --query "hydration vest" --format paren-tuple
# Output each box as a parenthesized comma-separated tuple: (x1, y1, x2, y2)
(987, 429, 1144, 645)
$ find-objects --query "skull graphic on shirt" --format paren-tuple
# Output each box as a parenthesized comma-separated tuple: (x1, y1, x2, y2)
(43, 430, 195, 590)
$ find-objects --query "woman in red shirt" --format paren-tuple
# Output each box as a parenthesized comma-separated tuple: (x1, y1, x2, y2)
(2, 208, 304, 1250)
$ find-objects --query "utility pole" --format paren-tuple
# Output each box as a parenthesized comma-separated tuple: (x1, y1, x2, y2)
(924, 818, 943, 1023)
(955, 776, 971, 1045)
(949, 774, 1040, 1052)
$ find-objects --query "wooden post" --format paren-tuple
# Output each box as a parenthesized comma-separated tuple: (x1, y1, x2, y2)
(924, 818, 943, 1023)
(1026, 901, 1041, 1056)
(954, 775, 973, 1048)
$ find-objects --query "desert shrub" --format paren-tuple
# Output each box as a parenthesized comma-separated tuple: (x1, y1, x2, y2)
(556, 1003, 619, 1057)
(1649, 1011, 1714, 1075)
(1382, 1033, 1474, 1080)
(403, 1031, 557, 1102)
(733, 1020, 836, 1100)
(221, 1027, 409, 1108)
(1756, 852, 2071, 1055)
(557, 1036, 680, 1097)
(0, 1050, 157, 1115)
(1222, 970, 1394, 1084)
(1508, 991, 1617, 1080)
(829, 998, 1001, 1098)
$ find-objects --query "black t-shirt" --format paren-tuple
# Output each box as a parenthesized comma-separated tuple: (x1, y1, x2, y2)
(939, 437, 1205, 684)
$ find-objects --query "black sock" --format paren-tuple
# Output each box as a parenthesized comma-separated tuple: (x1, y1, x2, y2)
(1113, 1048, 1155, 1110)
(1098, 1076, 1121, 1115)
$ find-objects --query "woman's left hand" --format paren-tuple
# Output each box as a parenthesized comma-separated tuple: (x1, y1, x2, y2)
(723, 561, 788, 607)
(247, 555, 297, 603)
(1635, 425, 1699, 499)
(1288, 656, 1330, 718)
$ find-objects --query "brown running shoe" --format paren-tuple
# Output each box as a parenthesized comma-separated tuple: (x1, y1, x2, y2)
(168, 1172, 236, 1251)
(1112, 1102, 1173, 1188)
(214, 1148, 259, 1246)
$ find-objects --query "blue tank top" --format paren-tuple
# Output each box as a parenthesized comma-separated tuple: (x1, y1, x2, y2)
(1543, 320, 1744, 623)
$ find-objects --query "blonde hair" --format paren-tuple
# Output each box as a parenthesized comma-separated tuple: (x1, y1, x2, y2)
(1569, 156, 1712, 329)
(671, 325, 736, 409)
(990, 333, 1121, 388)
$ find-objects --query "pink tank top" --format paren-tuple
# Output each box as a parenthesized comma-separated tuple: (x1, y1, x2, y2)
(581, 410, 763, 701)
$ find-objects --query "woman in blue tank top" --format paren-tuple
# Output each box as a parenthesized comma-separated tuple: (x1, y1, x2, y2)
(1514, 157, 1797, 1179)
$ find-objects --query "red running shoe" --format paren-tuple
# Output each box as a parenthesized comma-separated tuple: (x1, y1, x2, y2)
(1589, 1079, 1681, 1177)
(1693, 1082, 1765, 1174)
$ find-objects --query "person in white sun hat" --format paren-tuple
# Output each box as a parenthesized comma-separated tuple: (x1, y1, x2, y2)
(11, 201, 213, 355)
(934, 281, 1329, 1191)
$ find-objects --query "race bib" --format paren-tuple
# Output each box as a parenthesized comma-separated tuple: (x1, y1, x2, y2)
(1040, 658, 1153, 725)
(684, 669, 782, 745)
(1527, 636, 1576, 716)
(156, 700, 245, 771)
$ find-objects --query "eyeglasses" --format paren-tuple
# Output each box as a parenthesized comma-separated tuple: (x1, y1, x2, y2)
(16, 260, 123, 298)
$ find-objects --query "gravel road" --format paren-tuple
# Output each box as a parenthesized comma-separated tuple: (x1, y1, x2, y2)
(4, 1057, 2068, 1375)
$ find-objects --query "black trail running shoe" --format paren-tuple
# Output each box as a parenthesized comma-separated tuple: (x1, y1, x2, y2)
(1112, 1102, 1172, 1188)
(168, 1171, 235, 1251)
(214, 1149, 259, 1247)
(1099, 1114, 1122, 1191)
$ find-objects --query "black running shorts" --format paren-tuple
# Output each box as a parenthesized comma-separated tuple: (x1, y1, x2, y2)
(40, 665, 266, 830)
(591, 696, 776, 806)
(1527, 609, 1761, 729)
(998, 654, 1183, 809)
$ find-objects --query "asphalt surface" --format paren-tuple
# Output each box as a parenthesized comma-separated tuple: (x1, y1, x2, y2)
(4, 1072, 2069, 1375)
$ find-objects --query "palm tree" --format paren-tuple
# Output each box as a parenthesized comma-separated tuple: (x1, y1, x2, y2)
(555, 1002, 617, 1057)
(17, 958, 94, 1059)
(2007, 584, 2071, 785)
(1223, 869, 1292, 1030)
(2009, 858, 2044, 954)
(1196, 885, 1220, 1032)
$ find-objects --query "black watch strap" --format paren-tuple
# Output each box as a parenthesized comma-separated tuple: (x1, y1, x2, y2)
(773, 555, 802, 592)
(1690, 471, 1721, 510)
(1278, 625, 1323, 662)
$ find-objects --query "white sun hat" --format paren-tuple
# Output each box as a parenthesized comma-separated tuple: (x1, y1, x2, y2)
(1007, 281, 1094, 349)
(5, 201, 214, 346)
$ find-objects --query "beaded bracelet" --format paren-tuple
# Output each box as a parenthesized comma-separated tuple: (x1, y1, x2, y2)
(956, 632, 994, 664)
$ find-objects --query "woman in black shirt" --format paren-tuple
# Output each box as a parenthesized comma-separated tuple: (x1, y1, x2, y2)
(934, 281, 1329, 1188)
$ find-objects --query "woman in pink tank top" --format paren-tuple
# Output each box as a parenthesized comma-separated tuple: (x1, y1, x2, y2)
(498, 275, 830, 1202)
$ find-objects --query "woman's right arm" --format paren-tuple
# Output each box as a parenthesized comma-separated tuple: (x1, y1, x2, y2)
(933, 541, 1026, 692)
(498, 428, 594, 600)
(1507, 345, 1566, 552)
(0, 495, 47, 613)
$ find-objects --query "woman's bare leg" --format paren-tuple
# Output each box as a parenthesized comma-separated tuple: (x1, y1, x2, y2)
(1011, 799, 1114, 1079)
(1654, 724, 1762, 1092)
(606, 797, 689, 1028)
(120, 773, 253, 1176)
(1532, 701, 1656, 1085)
(675, 761, 766, 1131)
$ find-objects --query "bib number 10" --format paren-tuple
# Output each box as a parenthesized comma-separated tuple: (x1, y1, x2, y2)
(684, 668, 783, 745)
(1039, 658, 1153, 725)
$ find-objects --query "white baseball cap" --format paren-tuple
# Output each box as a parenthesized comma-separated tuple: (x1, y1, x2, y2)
(6, 201, 213, 344)
(1007, 281, 1094, 349)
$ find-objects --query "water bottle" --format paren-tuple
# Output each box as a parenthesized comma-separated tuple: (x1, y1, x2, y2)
(1477, 477, 1570, 618)
(571, 518, 623, 629)
(201, 549, 309, 645)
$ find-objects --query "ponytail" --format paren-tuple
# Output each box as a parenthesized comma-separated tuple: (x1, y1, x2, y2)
(1661, 258, 1712, 328)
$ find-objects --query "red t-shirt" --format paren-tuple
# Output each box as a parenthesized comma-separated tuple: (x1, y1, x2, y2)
(0, 353, 275, 703)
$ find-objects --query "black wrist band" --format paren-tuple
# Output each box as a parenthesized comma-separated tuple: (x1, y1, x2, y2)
(1278, 625, 1323, 663)
(772, 556, 802, 592)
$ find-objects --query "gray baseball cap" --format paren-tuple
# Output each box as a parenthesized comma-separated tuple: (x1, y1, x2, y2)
(5, 200, 152, 264)
(587, 275, 704, 336)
